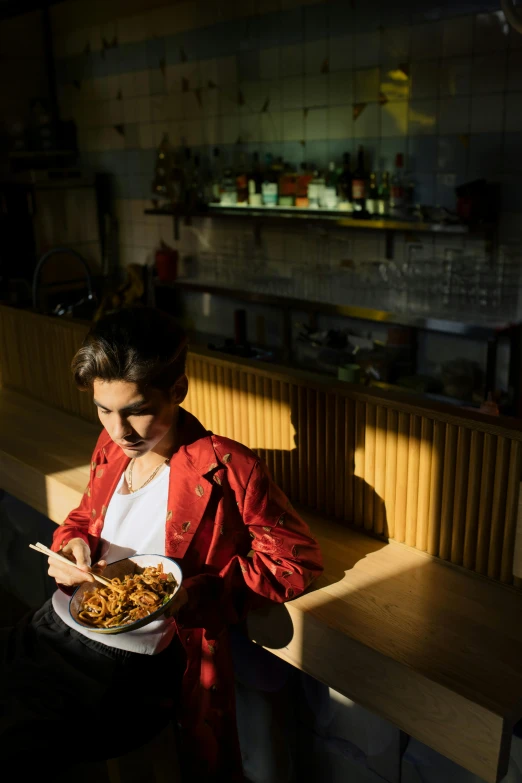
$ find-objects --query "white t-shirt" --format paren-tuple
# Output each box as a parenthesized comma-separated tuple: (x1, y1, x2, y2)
(52, 465, 176, 655)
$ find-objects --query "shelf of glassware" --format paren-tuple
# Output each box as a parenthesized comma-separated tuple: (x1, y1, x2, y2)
(144, 203, 470, 235)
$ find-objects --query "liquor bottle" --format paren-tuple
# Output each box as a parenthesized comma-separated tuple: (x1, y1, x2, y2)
(152, 133, 174, 200)
(366, 171, 379, 216)
(236, 151, 248, 204)
(337, 152, 353, 212)
(307, 165, 325, 209)
(278, 161, 298, 207)
(247, 151, 262, 206)
(169, 146, 185, 209)
(352, 145, 367, 214)
(378, 171, 390, 217)
(390, 153, 406, 218)
(220, 154, 238, 206)
(321, 161, 339, 209)
(262, 153, 278, 206)
(211, 147, 222, 203)
(296, 162, 313, 208)
(187, 153, 205, 209)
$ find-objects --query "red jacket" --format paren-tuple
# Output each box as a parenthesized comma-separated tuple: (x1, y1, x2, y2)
(52, 409, 323, 779)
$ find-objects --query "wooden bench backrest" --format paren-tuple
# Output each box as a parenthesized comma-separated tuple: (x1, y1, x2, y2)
(2, 305, 521, 587)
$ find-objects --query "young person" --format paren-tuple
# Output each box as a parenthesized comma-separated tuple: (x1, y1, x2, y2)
(0, 307, 323, 780)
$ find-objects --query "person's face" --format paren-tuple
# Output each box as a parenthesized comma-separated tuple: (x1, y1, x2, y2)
(92, 377, 187, 458)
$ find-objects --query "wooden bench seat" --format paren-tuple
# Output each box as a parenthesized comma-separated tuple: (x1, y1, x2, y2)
(1, 388, 522, 782)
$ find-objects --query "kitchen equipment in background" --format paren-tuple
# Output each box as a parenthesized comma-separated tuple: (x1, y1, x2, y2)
(155, 243, 178, 283)
(0, 168, 104, 307)
(32, 246, 95, 318)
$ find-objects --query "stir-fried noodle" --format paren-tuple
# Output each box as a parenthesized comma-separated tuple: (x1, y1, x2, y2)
(78, 563, 177, 628)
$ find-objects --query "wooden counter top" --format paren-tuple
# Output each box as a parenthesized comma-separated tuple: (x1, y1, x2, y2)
(1, 388, 521, 782)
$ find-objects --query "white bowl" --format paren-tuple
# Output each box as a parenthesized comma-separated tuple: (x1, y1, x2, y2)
(69, 554, 183, 635)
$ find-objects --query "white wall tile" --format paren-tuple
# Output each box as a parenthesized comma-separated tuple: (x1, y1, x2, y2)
(282, 76, 303, 109)
(168, 93, 185, 121)
(283, 109, 304, 141)
(471, 53, 507, 94)
(134, 70, 150, 97)
(305, 39, 328, 75)
(180, 62, 201, 90)
(262, 111, 283, 142)
(106, 75, 120, 101)
(507, 50, 522, 91)
(354, 102, 380, 139)
(267, 83, 281, 112)
(138, 123, 154, 149)
(470, 93, 504, 133)
(220, 88, 239, 116)
(355, 67, 380, 103)
(186, 118, 203, 146)
(355, 31, 381, 69)
(166, 64, 183, 94)
(380, 26, 410, 63)
(329, 71, 353, 107)
(259, 48, 280, 81)
(123, 97, 138, 124)
(304, 74, 328, 107)
(133, 96, 149, 123)
(108, 100, 124, 125)
(120, 72, 137, 99)
(474, 11, 510, 54)
(439, 57, 472, 97)
(222, 114, 239, 143)
(200, 59, 219, 87)
(154, 122, 169, 146)
(328, 105, 353, 139)
(305, 108, 327, 140)
(217, 56, 238, 85)
(505, 92, 522, 131)
(411, 21, 443, 61)
(329, 35, 353, 72)
(242, 80, 268, 112)
(204, 116, 222, 146)
(151, 95, 168, 123)
(239, 112, 261, 143)
(381, 101, 408, 137)
(438, 96, 470, 134)
(409, 99, 438, 135)
(442, 16, 473, 58)
(202, 87, 220, 117)
(410, 60, 439, 99)
(280, 44, 303, 77)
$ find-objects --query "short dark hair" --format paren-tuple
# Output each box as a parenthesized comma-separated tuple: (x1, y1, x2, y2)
(72, 307, 188, 392)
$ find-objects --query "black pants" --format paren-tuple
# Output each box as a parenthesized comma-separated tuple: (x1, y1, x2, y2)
(0, 599, 185, 774)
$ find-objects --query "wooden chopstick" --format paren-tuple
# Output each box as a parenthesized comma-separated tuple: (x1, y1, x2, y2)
(29, 542, 119, 590)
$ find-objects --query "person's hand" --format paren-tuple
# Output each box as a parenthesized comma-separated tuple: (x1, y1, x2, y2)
(48, 538, 107, 587)
(163, 586, 188, 618)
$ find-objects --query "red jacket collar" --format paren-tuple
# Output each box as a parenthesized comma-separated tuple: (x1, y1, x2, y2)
(98, 408, 217, 476)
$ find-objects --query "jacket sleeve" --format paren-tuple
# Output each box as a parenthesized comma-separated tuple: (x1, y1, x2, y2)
(51, 433, 104, 563)
(178, 459, 323, 635)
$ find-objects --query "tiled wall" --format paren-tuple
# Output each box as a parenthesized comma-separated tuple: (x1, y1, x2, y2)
(49, 0, 522, 383)
(0, 10, 48, 170)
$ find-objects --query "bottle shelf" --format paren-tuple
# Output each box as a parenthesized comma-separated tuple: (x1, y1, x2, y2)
(144, 202, 470, 235)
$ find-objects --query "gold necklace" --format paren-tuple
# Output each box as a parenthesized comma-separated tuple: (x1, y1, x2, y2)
(127, 458, 168, 493)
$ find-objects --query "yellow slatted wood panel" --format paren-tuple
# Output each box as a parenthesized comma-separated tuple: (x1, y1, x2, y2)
(2, 305, 522, 588)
